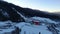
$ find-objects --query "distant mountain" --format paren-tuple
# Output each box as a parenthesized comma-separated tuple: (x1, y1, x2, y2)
(0, 1, 60, 22)
(54, 12, 60, 15)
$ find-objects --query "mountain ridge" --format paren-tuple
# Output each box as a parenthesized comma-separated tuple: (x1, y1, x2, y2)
(0, 1, 60, 22)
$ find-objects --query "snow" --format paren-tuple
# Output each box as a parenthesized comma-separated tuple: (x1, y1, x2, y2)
(21, 25, 52, 34)
(0, 17, 59, 34)
(15, 22, 31, 28)
(15, 22, 52, 34)
(15, 17, 60, 34)
(56, 27, 60, 34)
(0, 21, 12, 26)
(2, 11, 9, 17)
(0, 21, 16, 34)
(0, 28, 15, 34)
(12, 7, 27, 21)
(0, 9, 9, 17)
(29, 17, 58, 24)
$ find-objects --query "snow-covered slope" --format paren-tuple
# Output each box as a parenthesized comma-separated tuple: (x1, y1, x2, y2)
(15, 22, 52, 34)
(0, 1, 60, 34)
(15, 17, 60, 34)
(0, 16, 60, 34)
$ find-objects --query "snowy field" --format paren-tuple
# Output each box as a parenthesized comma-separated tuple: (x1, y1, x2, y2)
(0, 17, 60, 34)
(15, 22, 52, 34)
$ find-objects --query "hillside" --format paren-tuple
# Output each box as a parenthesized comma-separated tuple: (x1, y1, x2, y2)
(0, 1, 60, 34)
